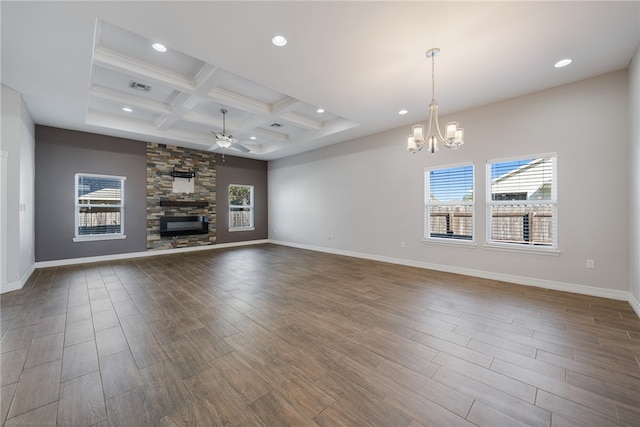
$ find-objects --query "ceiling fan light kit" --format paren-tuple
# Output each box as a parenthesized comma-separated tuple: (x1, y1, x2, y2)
(216, 139, 233, 149)
(209, 109, 252, 155)
(407, 48, 464, 155)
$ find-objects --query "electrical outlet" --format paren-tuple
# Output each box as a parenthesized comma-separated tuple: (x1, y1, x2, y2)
(401, 241, 406, 248)
(586, 259, 595, 269)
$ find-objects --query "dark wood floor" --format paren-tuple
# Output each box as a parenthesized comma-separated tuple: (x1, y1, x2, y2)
(1, 244, 639, 426)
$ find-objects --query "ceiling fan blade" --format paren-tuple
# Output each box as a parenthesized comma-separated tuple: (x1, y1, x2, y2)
(228, 143, 251, 153)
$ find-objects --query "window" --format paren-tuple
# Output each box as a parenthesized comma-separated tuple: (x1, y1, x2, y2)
(425, 164, 474, 242)
(74, 173, 125, 241)
(486, 155, 557, 250)
(229, 184, 254, 231)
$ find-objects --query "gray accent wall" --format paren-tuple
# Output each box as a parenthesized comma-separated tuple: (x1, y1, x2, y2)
(35, 126, 268, 262)
(216, 155, 268, 244)
(35, 126, 147, 261)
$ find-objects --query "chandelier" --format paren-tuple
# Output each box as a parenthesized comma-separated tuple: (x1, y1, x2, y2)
(407, 48, 464, 154)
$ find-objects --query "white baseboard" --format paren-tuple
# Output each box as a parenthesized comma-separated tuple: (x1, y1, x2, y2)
(34, 239, 270, 269)
(629, 293, 640, 318)
(19, 238, 640, 319)
(269, 239, 633, 304)
(0, 263, 35, 294)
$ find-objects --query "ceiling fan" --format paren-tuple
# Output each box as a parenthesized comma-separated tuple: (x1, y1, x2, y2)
(210, 108, 250, 153)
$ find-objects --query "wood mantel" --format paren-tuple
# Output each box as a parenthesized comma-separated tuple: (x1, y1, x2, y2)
(159, 200, 209, 208)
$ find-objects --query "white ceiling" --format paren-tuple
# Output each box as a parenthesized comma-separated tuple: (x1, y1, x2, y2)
(2, 1, 639, 160)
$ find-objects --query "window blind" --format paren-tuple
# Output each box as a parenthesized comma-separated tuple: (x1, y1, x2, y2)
(425, 164, 474, 241)
(75, 173, 125, 237)
(487, 156, 557, 248)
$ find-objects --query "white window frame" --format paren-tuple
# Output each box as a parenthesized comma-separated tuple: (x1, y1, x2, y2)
(424, 163, 475, 246)
(485, 154, 559, 254)
(73, 173, 126, 242)
(228, 184, 255, 232)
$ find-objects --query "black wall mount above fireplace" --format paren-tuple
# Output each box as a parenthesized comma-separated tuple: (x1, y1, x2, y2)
(160, 216, 209, 237)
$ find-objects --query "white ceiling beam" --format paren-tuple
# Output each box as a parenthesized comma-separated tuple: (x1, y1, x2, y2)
(288, 117, 359, 145)
(93, 47, 195, 93)
(194, 64, 231, 95)
(235, 97, 305, 131)
(272, 97, 304, 115)
(88, 85, 171, 115)
(278, 112, 323, 130)
(155, 92, 202, 130)
(206, 88, 271, 116)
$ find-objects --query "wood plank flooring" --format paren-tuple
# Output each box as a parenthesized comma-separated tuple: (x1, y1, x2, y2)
(1, 244, 639, 426)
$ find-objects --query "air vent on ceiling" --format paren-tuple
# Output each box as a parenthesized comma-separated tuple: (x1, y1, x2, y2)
(270, 123, 283, 128)
(129, 81, 151, 92)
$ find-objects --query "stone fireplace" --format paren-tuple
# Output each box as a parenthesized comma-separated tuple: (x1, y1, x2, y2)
(146, 143, 216, 250)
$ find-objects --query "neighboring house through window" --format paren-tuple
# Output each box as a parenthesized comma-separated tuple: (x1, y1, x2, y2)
(74, 173, 126, 241)
(486, 155, 557, 250)
(229, 184, 254, 231)
(425, 164, 474, 242)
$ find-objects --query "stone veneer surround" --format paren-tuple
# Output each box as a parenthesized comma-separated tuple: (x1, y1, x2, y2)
(146, 143, 216, 250)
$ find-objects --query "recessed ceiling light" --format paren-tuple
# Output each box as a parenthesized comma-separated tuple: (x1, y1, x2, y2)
(122, 107, 133, 112)
(272, 35, 287, 47)
(317, 108, 325, 113)
(399, 109, 408, 115)
(152, 43, 167, 52)
(554, 58, 572, 68)
(250, 136, 257, 140)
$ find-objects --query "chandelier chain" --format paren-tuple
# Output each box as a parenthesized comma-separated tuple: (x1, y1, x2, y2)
(431, 52, 436, 102)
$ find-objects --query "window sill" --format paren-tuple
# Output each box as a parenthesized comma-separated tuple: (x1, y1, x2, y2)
(422, 238, 477, 248)
(73, 234, 126, 242)
(483, 243, 560, 256)
(228, 227, 255, 232)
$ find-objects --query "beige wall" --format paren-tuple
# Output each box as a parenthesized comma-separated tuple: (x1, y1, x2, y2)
(269, 70, 631, 299)
(629, 44, 640, 308)
(0, 85, 35, 293)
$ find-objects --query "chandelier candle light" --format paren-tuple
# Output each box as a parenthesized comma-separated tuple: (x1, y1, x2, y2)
(407, 48, 464, 154)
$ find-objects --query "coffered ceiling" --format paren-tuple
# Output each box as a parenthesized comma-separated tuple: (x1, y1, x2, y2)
(2, 1, 639, 160)
(87, 20, 355, 157)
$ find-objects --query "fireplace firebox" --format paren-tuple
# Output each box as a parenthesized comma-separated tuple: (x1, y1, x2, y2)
(160, 216, 209, 237)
